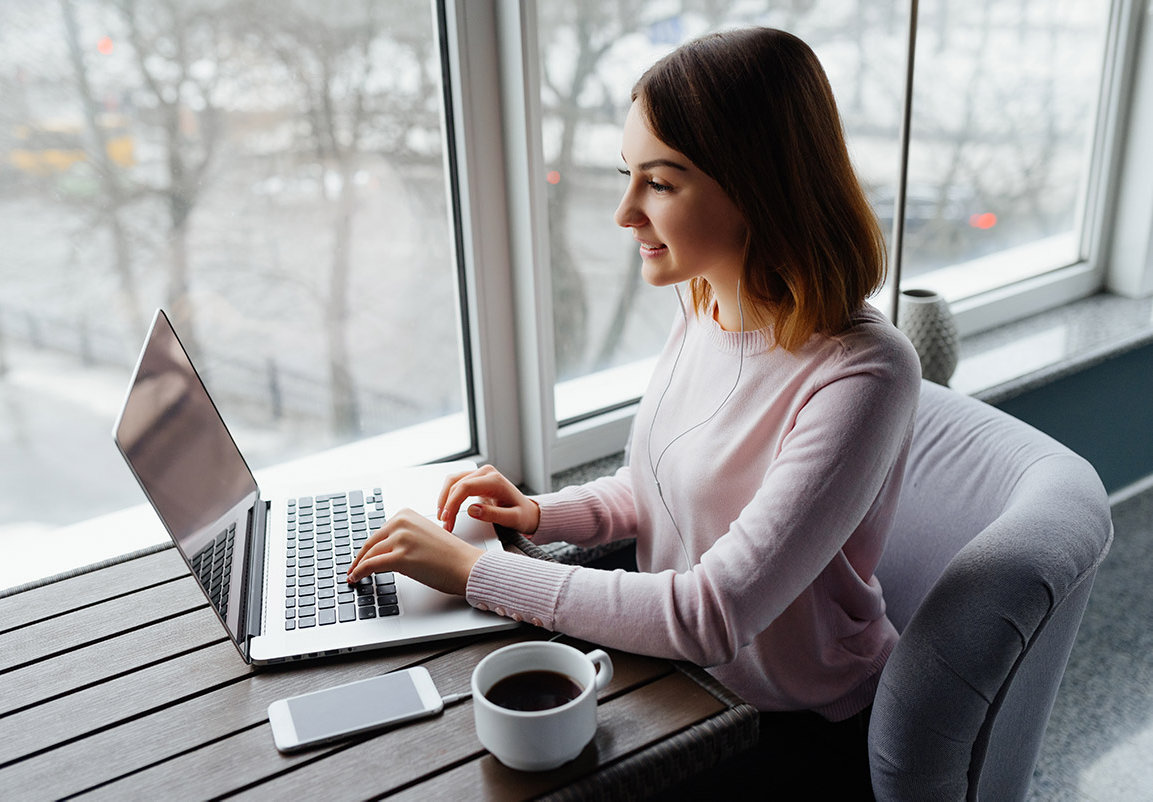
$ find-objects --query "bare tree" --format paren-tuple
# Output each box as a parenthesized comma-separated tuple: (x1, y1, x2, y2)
(60, 0, 146, 337)
(115, 0, 226, 359)
(539, 0, 651, 379)
(250, 0, 434, 435)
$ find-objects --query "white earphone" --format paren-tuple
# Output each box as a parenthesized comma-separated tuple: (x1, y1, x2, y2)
(646, 279, 746, 571)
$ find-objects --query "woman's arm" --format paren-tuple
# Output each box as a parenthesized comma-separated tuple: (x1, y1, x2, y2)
(347, 463, 641, 592)
(437, 463, 640, 549)
(467, 361, 919, 665)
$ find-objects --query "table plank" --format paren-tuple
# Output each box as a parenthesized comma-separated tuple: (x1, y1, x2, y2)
(0, 551, 760, 801)
(0, 634, 532, 799)
(0, 607, 227, 716)
(0, 548, 185, 632)
(104, 646, 673, 802)
(236, 650, 673, 799)
(0, 641, 249, 765)
(0, 575, 207, 672)
(392, 671, 727, 801)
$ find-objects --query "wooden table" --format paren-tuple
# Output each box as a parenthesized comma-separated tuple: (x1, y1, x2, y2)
(0, 545, 757, 800)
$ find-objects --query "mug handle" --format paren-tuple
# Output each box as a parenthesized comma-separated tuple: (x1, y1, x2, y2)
(586, 649, 614, 690)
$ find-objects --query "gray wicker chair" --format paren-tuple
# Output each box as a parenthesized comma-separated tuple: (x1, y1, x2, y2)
(869, 380, 1113, 800)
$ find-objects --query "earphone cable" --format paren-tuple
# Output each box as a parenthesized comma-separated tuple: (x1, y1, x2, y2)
(647, 280, 746, 571)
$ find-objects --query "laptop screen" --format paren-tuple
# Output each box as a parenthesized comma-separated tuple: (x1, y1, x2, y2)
(113, 309, 258, 646)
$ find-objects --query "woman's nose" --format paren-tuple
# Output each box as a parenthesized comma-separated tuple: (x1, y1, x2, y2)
(614, 190, 643, 229)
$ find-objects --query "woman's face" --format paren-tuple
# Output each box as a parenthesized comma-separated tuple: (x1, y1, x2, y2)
(614, 103, 747, 290)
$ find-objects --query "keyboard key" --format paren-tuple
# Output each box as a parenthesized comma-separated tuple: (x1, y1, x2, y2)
(357, 607, 377, 620)
(319, 609, 337, 625)
(298, 616, 316, 628)
(338, 604, 357, 622)
(285, 620, 296, 631)
(356, 595, 375, 607)
(378, 604, 399, 617)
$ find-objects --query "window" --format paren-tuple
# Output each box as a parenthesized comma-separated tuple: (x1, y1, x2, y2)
(898, 1, 1114, 308)
(0, 0, 1146, 567)
(0, 0, 472, 539)
(537, 2, 909, 426)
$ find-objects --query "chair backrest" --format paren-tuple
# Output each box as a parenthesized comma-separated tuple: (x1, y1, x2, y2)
(869, 380, 1113, 801)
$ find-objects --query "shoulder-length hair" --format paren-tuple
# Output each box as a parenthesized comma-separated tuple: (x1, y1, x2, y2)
(632, 27, 886, 350)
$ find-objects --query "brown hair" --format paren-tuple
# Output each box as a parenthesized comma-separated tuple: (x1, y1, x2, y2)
(632, 28, 886, 350)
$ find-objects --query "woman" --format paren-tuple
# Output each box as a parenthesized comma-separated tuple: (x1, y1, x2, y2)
(348, 28, 920, 797)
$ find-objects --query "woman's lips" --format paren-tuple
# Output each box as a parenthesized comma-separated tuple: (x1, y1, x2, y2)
(638, 241, 667, 258)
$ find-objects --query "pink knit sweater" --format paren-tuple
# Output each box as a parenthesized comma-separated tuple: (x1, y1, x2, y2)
(466, 303, 921, 719)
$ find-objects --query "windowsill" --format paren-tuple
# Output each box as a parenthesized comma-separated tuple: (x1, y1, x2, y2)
(548, 290, 1153, 488)
(0, 417, 472, 593)
(953, 291, 1153, 404)
(6, 291, 1150, 593)
(537, 290, 1153, 567)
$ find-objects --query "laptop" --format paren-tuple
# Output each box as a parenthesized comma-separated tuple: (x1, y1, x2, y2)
(112, 309, 516, 665)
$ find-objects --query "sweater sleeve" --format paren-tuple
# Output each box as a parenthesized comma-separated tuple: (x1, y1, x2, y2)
(528, 465, 639, 547)
(468, 343, 920, 666)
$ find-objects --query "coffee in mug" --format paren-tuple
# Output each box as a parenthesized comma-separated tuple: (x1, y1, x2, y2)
(485, 670, 584, 711)
(471, 641, 613, 771)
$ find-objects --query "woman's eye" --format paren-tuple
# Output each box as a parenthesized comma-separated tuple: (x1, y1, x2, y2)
(617, 168, 671, 193)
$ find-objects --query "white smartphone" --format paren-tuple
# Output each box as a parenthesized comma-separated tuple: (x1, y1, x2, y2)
(268, 666, 443, 752)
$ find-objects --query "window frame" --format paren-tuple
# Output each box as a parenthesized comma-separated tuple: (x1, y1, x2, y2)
(445, 0, 1151, 492)
(942, 0, 1144, 339)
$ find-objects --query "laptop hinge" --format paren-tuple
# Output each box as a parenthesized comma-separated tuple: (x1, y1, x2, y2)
(242, 498, 269, 660)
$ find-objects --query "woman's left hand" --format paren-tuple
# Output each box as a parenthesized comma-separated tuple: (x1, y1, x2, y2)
(346, 508, 484, 596)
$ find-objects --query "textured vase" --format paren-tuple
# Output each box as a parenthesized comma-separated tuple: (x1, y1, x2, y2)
(898, 289, 959, 386)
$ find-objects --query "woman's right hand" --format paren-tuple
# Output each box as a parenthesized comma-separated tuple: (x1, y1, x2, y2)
(437, 464, 541, 535)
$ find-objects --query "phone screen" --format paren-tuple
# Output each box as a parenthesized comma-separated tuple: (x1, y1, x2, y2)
(285, 672, 429, 743)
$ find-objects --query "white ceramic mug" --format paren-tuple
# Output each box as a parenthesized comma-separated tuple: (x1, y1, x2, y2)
(471, 641, 614, 771)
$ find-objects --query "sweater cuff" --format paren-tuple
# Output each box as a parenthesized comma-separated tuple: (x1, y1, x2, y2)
(533, 490, 599, 544)
(465, 550, 577, 629)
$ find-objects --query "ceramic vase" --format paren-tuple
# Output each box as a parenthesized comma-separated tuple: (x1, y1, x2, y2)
(898, 289, 959, 386)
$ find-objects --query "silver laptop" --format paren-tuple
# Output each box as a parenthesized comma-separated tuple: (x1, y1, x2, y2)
(112, 309, 515, 665)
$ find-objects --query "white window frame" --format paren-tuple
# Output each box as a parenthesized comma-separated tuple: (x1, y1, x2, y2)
(944, 0, 1146, 338)
(1105, 0, 1153, 300)
(445, 0, 1153, 493)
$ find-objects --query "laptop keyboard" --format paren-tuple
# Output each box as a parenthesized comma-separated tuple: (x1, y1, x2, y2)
(191, 523, 235, 614)
(283, 489, 399, 631)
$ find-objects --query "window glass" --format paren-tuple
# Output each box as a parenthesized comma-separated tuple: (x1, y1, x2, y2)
(900, 1, 1110, 299)
(0, 0, 470, 539)
(537, 1, 907, 424)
